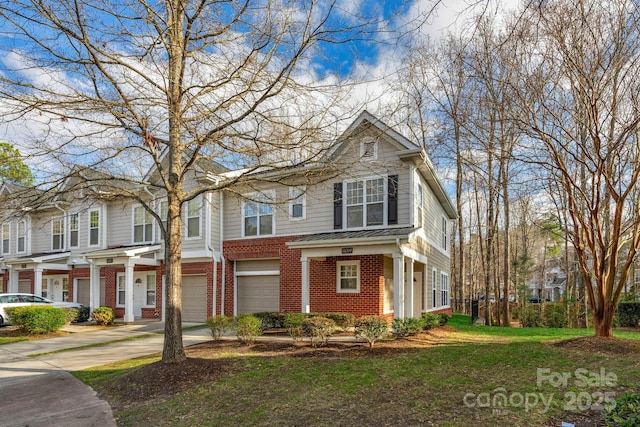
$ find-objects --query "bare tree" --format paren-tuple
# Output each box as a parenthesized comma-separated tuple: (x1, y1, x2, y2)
(0, 0, 390, 362)
(512, 0, 640, 336)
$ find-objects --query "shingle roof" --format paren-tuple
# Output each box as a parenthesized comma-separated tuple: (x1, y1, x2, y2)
(291, 226, 417, 243)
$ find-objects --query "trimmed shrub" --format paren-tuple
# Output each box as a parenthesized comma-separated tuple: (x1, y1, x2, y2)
(605, 393, 640, 427)
(283, 313, 306, 341)
(392, 317, 426, 337)
(543, 303, 567, 328)
(519, 305, 542, 328)
(354, 316, 389, 347)
(206, 315, 231, 340)
(6, 306, 66, 334)
(234, 314, 262, 345)
(92, 306, 115, 326)
(76, 305, 91, 323)
(253, 312, 287, 329)
(439, 313, 450, 326)
(421, 313, 442, 330)
(62, 308, 80, 324)
(310, 312, 355, 328)
(302, 316, 336, 347)
(618, 302, 640, 327)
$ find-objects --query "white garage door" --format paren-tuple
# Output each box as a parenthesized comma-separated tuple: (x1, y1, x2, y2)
(182, 275, 208, 322)
(236, 259, 280, 314)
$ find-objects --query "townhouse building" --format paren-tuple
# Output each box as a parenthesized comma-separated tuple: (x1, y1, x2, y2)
(0, 111, 456, 322)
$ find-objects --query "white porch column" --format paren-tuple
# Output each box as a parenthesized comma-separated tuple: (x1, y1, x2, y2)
(393, 253, 405, 319)
(405, 259, 414, 318)
(8, 268, 19, 292)
(33, 267, 43, 297)
(89, 263, 101, 313)
(301, 256, 310, 313)
(124, 261, 135, 322)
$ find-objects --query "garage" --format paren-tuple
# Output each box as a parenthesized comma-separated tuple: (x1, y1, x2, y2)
(182, 275, 208, 322)
(236, 259, 280, 314)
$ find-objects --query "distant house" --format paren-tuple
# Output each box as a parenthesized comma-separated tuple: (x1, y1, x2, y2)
(0, 111, 456, 321)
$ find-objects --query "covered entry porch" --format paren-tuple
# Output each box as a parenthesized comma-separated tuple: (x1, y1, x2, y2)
(83, 245, 162, 322)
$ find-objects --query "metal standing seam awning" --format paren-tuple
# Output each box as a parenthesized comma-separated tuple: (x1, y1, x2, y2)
(82, 245, 162, 322)
(286, 226, 424, 319)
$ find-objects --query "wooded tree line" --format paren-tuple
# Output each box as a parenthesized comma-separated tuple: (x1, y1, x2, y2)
(387, 0, 640, 336)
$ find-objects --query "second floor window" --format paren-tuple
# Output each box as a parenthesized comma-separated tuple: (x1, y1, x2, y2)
(17, 220, 26, 253)
(243, 193, 273, 237)
(52, 218, 64, 250)
(346, 178, 384, 228)
(158, 200, 168, 239)
(133, 206, 153, 243)
(89, 210, 100, 246)
(1, 222, 9, 254)
(186, 197, 201, 238)
(441, 217, 448, 250)
(289, 187, 305, 220)
(417, 184, 423, 228)
(69, 214, 79, 247)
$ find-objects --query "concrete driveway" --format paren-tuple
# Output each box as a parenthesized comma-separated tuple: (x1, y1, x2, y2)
(0, 322, 211, 427)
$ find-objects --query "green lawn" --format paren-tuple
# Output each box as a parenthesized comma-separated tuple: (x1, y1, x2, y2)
(75, 317, 640, 427)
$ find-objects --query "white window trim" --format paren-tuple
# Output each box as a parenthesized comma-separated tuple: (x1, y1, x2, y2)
(432, 268, 438, 309)
(241, 191, 275, 238)
(88, 209, 101, 247)
(68, 213, 79, 249)
(158, 199, 168, 241)
(360, 137, 378, 160)
(51, 217, 65, 251)
(289, 186, 306, 221)
(185, 196, 202, 239)
(441, 272, 449, 307)
(16, 219, 27, 254)
(1, 222, 9, 255)
(442, 217, 448, 251)
(343, 175, 388, 230)
(336, 260, 360, 293)
(417, 184, 423, 228)
(145, 274, 156, 307)
(116, 274, 125, 307)
(132, 205, 153, 244)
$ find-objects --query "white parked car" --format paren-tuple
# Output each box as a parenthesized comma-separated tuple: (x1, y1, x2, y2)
(0, 293, 83, 326)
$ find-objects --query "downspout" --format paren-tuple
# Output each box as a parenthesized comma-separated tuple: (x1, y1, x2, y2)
(219, 190, 225, 316)
(205, 191, 218, 317)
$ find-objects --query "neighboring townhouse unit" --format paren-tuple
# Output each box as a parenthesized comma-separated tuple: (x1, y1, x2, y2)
(0, 111, 456, 322)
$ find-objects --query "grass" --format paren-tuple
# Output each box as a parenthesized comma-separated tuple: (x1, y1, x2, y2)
(74, 317, 640, 426)
(0, 336, 28, 345)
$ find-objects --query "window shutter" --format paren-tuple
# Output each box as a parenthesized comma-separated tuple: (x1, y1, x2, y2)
(388, 175, 398, 225)
(334, 182, 343, 229)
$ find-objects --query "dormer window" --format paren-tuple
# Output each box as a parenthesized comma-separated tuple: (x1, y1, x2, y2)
(360, 138, 378, 160)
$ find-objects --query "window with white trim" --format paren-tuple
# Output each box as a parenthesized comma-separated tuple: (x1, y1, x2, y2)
(17, 220, 25, 253)
(41, 278, 48, 299)
(243, 192, 274, 237)
(441, 272, 449, 307)
(158, 200, 168, 239)
(69, 214, 79, 248)
(441, 217, 448, 250)
(360, 138, 378, 160)
(133, 206, 153, 243)
(432, 268, 438, 309)
(52, 217, 64, 251)
(62, 278, 69, 302)
(289, 187, 305, 220)
(1, 222, 9, 254)
(89, 210, 100, 246)
(346, 177, 385, 228)
(337, 260, 360, 293)
(117, 275, 125, 306)
(146, 275, 156, 306)
(417, 184, 423, 228)
(186, 197, 201, 238)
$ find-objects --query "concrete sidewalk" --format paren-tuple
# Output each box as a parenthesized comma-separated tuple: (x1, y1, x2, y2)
(0, 321, 212, 427)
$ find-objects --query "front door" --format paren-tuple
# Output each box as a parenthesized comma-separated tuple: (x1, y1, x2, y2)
(117, 273, 155, 318)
